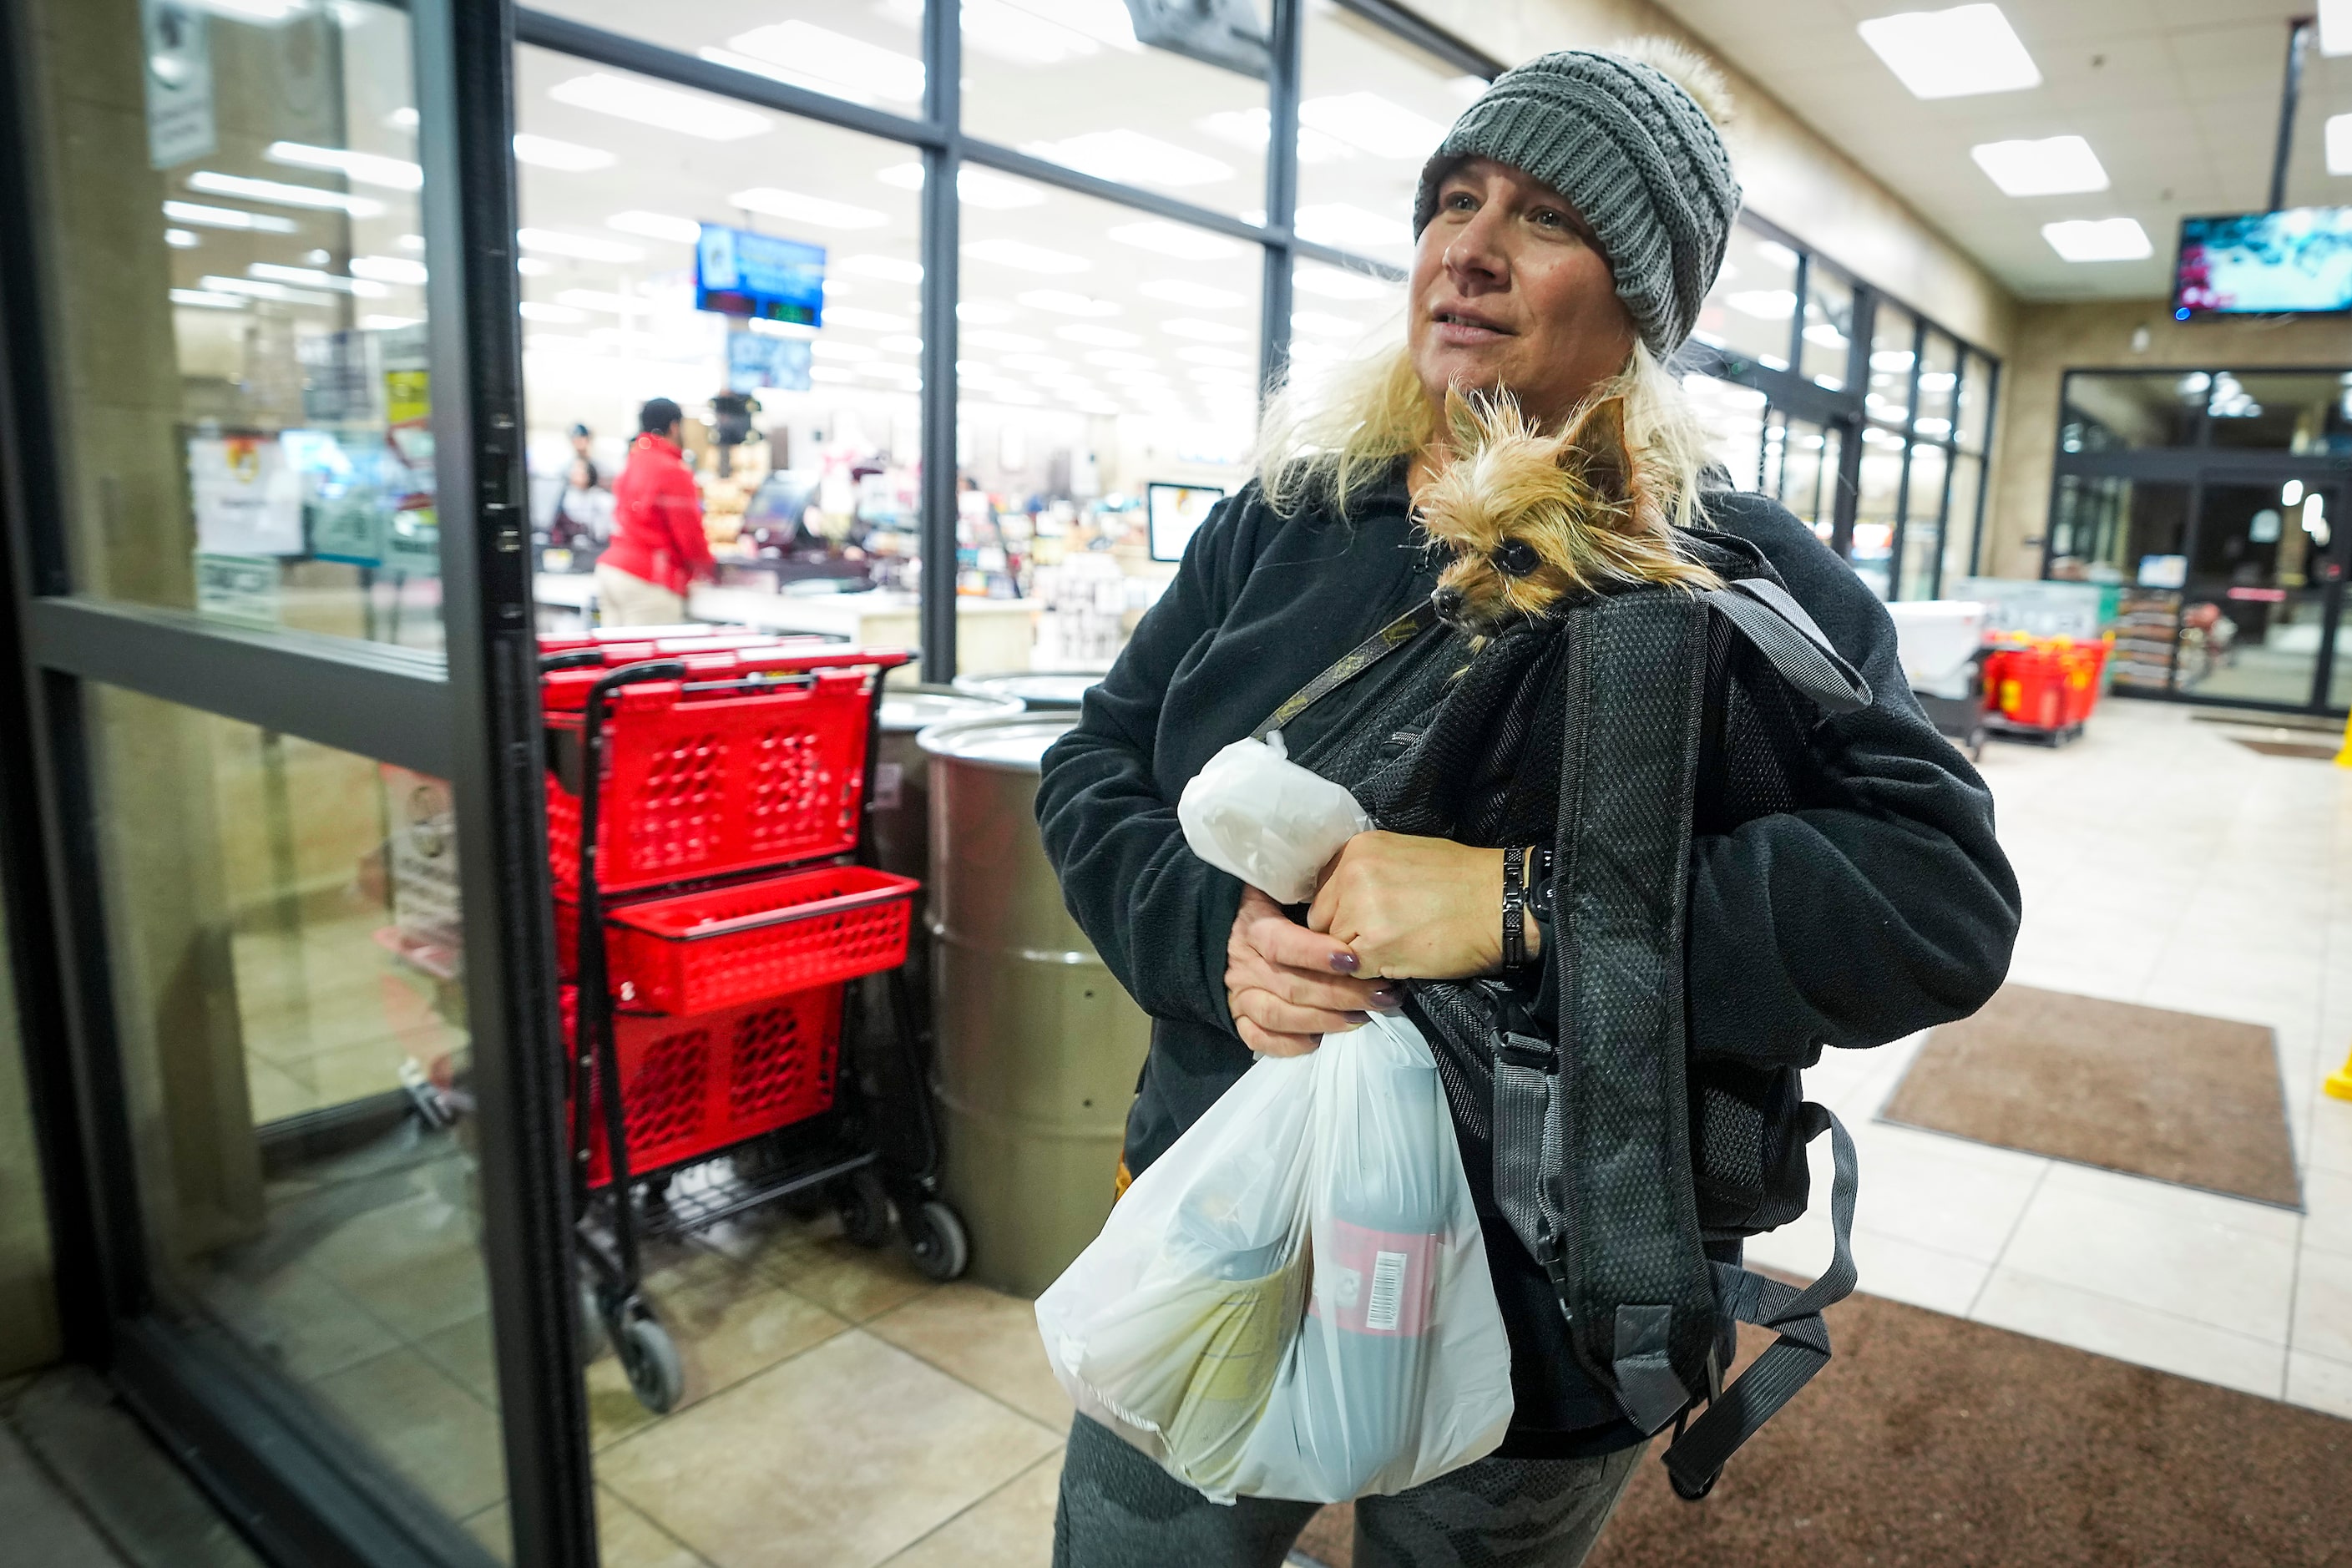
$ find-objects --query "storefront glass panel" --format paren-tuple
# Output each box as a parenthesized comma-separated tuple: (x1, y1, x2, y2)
(1800, 265, 1853, 392)
(2048, 478, 2192, 690)
(1853, 427, 1904, 598)
(2179, 480, 2340, 706)
(965, 1, 1269, 221)
(2203, 372, 2352, 454)
(1956, 350, 1994, 453)
(1914, 328, 1958, 442)
(1942, 453, 1983, 595)
(1692, 225, 1798, 371)
(1684, 375, 1768, 492)
(958, 174, 1263, 669)
(513, 48, 926, 638)
(2061, 372, 2203, 453)
(23, 0, 445, 650)
(1763, 411, 1841, 544)
(1866, 302, 1914, 430)
(1295, 8, 1472, 271)
(1894, 441, 1947, 601)
(88, 686, 508, 1551)
(529, 0, 927, 119)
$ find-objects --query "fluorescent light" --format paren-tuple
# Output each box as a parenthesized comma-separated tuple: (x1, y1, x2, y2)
(397, 233, 425, 251)
(1914, 417, 1953, 436)
(722, 22, 924, 101)
(1293, 264, 1393, 301)
(1871, 349, 1915, 371)
(874, 163, 1044, 210)
(200, 0, 306, 23)
(1018, 289, 1120, 317)
(198, 273, 336, 306)
(1918, 371, 1958, 390)
(1058, 324, 1143, 348)
(1140, 278, 1244, 309)
(729, 187, 888, 229)
(165, 228, 199, 249)
(811, 340, 878, 362)
(1021, 129, 1234, 187)
(518, 228, 644, 263)
(1294, 203, 1411, 251)
(2042, 217, 2151, 261)
(1176, 346, 1252, 367)
(169, 288, 245, 310)
(2323, 0, 2352, 54)
(878, 335, 923, 355)
(963, 237, 1090, 274)
(1857, 5, 2041, 99)
(549, 73, 771, 141)
(163, 200, 298, 234)
(606, 210, 701, 244)
(186, 171, 383, 217)
(810, 365, 859, 383)
(1108, 220, 1239, 260)
(350, 255, 427, 285)
(250, 262, 387, 296)
(266, 140, 422, 190)
(519, 301, 585, 323)
(1196, 107, 1355, 163)
(2330, 113, 2352, 175)
(1161, 317, 1250, 343)
(957, 300, 1014, 324)
(1971, 135, 2107, 195)
(516, 258, 553, 276)
(1297, 94, 1449, 159)
(843, 254, 923, 283)
(1802, 323, 1846, 347)
(1727, 289, 1797, 319)
(513, 134, 615, 173)
(966, 327, 1048, 352)
(825, 306, 913, 331)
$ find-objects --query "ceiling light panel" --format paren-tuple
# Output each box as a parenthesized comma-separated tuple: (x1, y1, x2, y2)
(265, 141, 422, 190)
(2329, 113, 2352, 176)
(728, 188, 888, 230)
(825, 306, 914, 332)
(513, 133, 615, 172)
(1293, 265, 1395, 301)
(164, 200, 298, 234)
(1297, 93, 1449, 160)
(1019, 289, 1120, 317)
(722, 22, 924, 102)
(1058, 324, 1143, 348)
(518, 228, 644, 263)
(606, 210, 702, 244)
(1970, 135, 2107, 196)
(1161, 318, 1250, 343)
(2323, 0, 2352, 55)
(1107, 221, 1240, 261)
(1294, 203, 1411, 251)
(843, 254, 924, 283)
(963, 238, 1090, 274)
(350, 255, 427, 285)
(874, 164, 1044, 210)
(549, 73, 771, 141)
(2041, 217, 2152, 262)
(1021, 129, 1234, 187)
(1856, 5, 2041, 99)
(187, 171, 383, 217)
(1140, 278, 1246, 309)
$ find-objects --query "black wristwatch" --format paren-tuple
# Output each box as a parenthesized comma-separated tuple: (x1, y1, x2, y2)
(1501, 845, 1530, 970)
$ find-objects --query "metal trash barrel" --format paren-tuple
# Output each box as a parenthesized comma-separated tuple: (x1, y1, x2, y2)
(918, 713, 1152, 1297)
(949, 670, 1107, 711)
(873, 685, 1024, 888)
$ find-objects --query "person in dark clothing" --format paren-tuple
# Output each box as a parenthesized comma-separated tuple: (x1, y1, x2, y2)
(1035, 40, 2018, 1568)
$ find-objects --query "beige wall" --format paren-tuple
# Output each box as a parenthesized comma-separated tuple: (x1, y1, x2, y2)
(1409, 0, 2018, 357)
(1980, 302, 2352, 580)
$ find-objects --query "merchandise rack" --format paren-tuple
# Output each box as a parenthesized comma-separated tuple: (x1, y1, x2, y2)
(545, 634, 966, 1413)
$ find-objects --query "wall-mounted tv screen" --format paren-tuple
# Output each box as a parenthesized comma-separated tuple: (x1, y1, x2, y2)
(696, 224, 825, 326)
(1147, 482, 1226, 563)
(2173, 208, 2352, 318)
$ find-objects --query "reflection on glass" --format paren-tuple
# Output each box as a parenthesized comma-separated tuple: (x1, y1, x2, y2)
(1941, 454, 1983, 592)
(1867, 302, 1915, 430)
(1692, 225, 1798, 370)
(514, 48, 924, 637)
(2049, 477, 2191, 690)
(533, 0, 926, 118)
(966, 0, 1268, 219)
(25, 0, 442, 647)
(1852, 428, 1904, 598)
(1955, 349, 1994, 453)
(92, 689, 505, 1550)
(1297, 7, 1482, 270)
(2205, 372, 2352, 453)
(1683, 375, 1768, 490)
(1763, 412, 1840, 544)
(1914, 329, 1958, 440)
(1895, 442, 1946, 600)
(959, 171, 1264, 669)
(1801, 265, 1853, 391)
(2060, 372, 2203, 453)
(2177, 481, 2334, 706)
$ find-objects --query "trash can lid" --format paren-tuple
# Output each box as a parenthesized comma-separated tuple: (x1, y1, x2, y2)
(917, 713, 1080, 773)
(879, 685, 1024, 734)
(950, 670, 1107, 710)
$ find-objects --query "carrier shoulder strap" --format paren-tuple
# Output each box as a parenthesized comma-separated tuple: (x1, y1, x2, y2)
(1251, 599, 1439, 741)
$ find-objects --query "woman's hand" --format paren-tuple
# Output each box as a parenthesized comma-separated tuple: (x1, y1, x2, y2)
(1308, 832, 1538, 980)
(1226, 886, 1401, 1057)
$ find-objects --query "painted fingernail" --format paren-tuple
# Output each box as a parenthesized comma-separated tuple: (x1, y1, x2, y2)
(1343, 1010, 1372, 1024)
(1368, 987, 1403, 1008)
(1329, 952, 1361, 974)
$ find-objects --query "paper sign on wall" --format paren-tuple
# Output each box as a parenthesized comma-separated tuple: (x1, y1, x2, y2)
(140, 0, 215, 169)
(189, 435, 304, 556)
(194, 553, 281, 630)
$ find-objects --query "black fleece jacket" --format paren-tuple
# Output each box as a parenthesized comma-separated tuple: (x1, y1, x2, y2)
(1034, 469, 2021, 1449)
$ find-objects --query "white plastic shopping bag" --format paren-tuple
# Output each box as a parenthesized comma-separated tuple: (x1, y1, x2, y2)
(1035, 1013, 1514, 1503)
(1177, 731, 1371, 906)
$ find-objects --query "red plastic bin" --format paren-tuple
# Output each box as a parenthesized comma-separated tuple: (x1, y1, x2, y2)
(590, 864, 918, 1015)
(561, 984, 842, 1188)
(544, 648, 904, 896)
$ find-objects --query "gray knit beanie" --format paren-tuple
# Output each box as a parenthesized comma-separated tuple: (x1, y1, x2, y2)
(1410, 48, 1741, 359)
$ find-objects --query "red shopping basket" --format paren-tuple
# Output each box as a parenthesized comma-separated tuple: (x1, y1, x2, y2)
(561, 983, 843, 1188)
(1989, 644, 2066, 731)
(544, 646, 907, 896)
(2058, 639, 2109, 726)
(578, 864, 918, 1014)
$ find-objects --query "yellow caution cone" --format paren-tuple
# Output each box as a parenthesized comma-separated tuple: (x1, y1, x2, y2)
(2331, 1044, 2352, 1102)
(2338, 703, 2352, 766)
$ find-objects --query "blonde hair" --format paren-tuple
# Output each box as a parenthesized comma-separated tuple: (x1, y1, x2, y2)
(1253, 325, 1722, 542)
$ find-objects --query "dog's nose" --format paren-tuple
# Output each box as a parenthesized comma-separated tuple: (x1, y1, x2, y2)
(1431, 586, 1463, 620)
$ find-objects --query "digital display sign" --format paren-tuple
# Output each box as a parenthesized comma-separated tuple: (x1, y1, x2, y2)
(2174, 208, 2352, 319)
(696, 223, 826, 326)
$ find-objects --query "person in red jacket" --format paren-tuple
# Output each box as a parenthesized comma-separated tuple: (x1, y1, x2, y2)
(595, 397, 716, 626)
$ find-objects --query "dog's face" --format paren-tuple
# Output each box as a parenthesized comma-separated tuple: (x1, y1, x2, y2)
(1419, 389, 1642, 636)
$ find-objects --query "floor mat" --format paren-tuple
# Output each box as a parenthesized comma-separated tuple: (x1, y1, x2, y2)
(2229, 736, 2339, 761)
(1879, 984, 2299, 1207)
(1297, 1294, 2352, 1568)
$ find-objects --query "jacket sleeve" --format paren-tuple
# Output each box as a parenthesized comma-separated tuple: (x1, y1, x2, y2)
(1686, 502, 2021, 1067)
(661, 465, 716, 581)
(1034, 502, 1252, 1035)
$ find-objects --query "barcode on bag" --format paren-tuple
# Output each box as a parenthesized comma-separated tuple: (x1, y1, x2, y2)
(1365, 1250, 1409, 1332)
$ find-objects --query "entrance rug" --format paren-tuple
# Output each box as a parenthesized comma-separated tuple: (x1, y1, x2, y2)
(2229, 736, 2339, 761)
(1878, 984, 2299, 1207)
(1293, 1293, 2352, 1568)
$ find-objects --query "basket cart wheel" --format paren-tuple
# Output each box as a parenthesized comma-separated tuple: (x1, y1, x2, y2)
(612, 1300, 685, 1414)
(904, 1200, 970, 1282)
(575, 1272, 609, 1368)
(835, 1167, 892, 1249)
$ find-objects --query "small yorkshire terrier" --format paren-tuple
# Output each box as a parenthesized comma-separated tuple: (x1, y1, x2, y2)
(1419, 387, 1717, 636)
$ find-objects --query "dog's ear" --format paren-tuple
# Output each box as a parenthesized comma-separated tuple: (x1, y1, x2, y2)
(1443, 384, 1487, 457)
(1555, 395, 1631, 504)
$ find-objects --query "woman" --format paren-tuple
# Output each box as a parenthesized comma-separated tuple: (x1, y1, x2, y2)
(597, 397, 715, 628)
(1037, 42, 2018, 1568)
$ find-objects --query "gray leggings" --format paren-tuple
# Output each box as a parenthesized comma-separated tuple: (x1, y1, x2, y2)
(1051, 1414, 1646, 1568)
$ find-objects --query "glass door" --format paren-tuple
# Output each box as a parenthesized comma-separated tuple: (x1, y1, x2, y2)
(2177, 476, 2346, 709)
(1, 0, 589, 1563)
